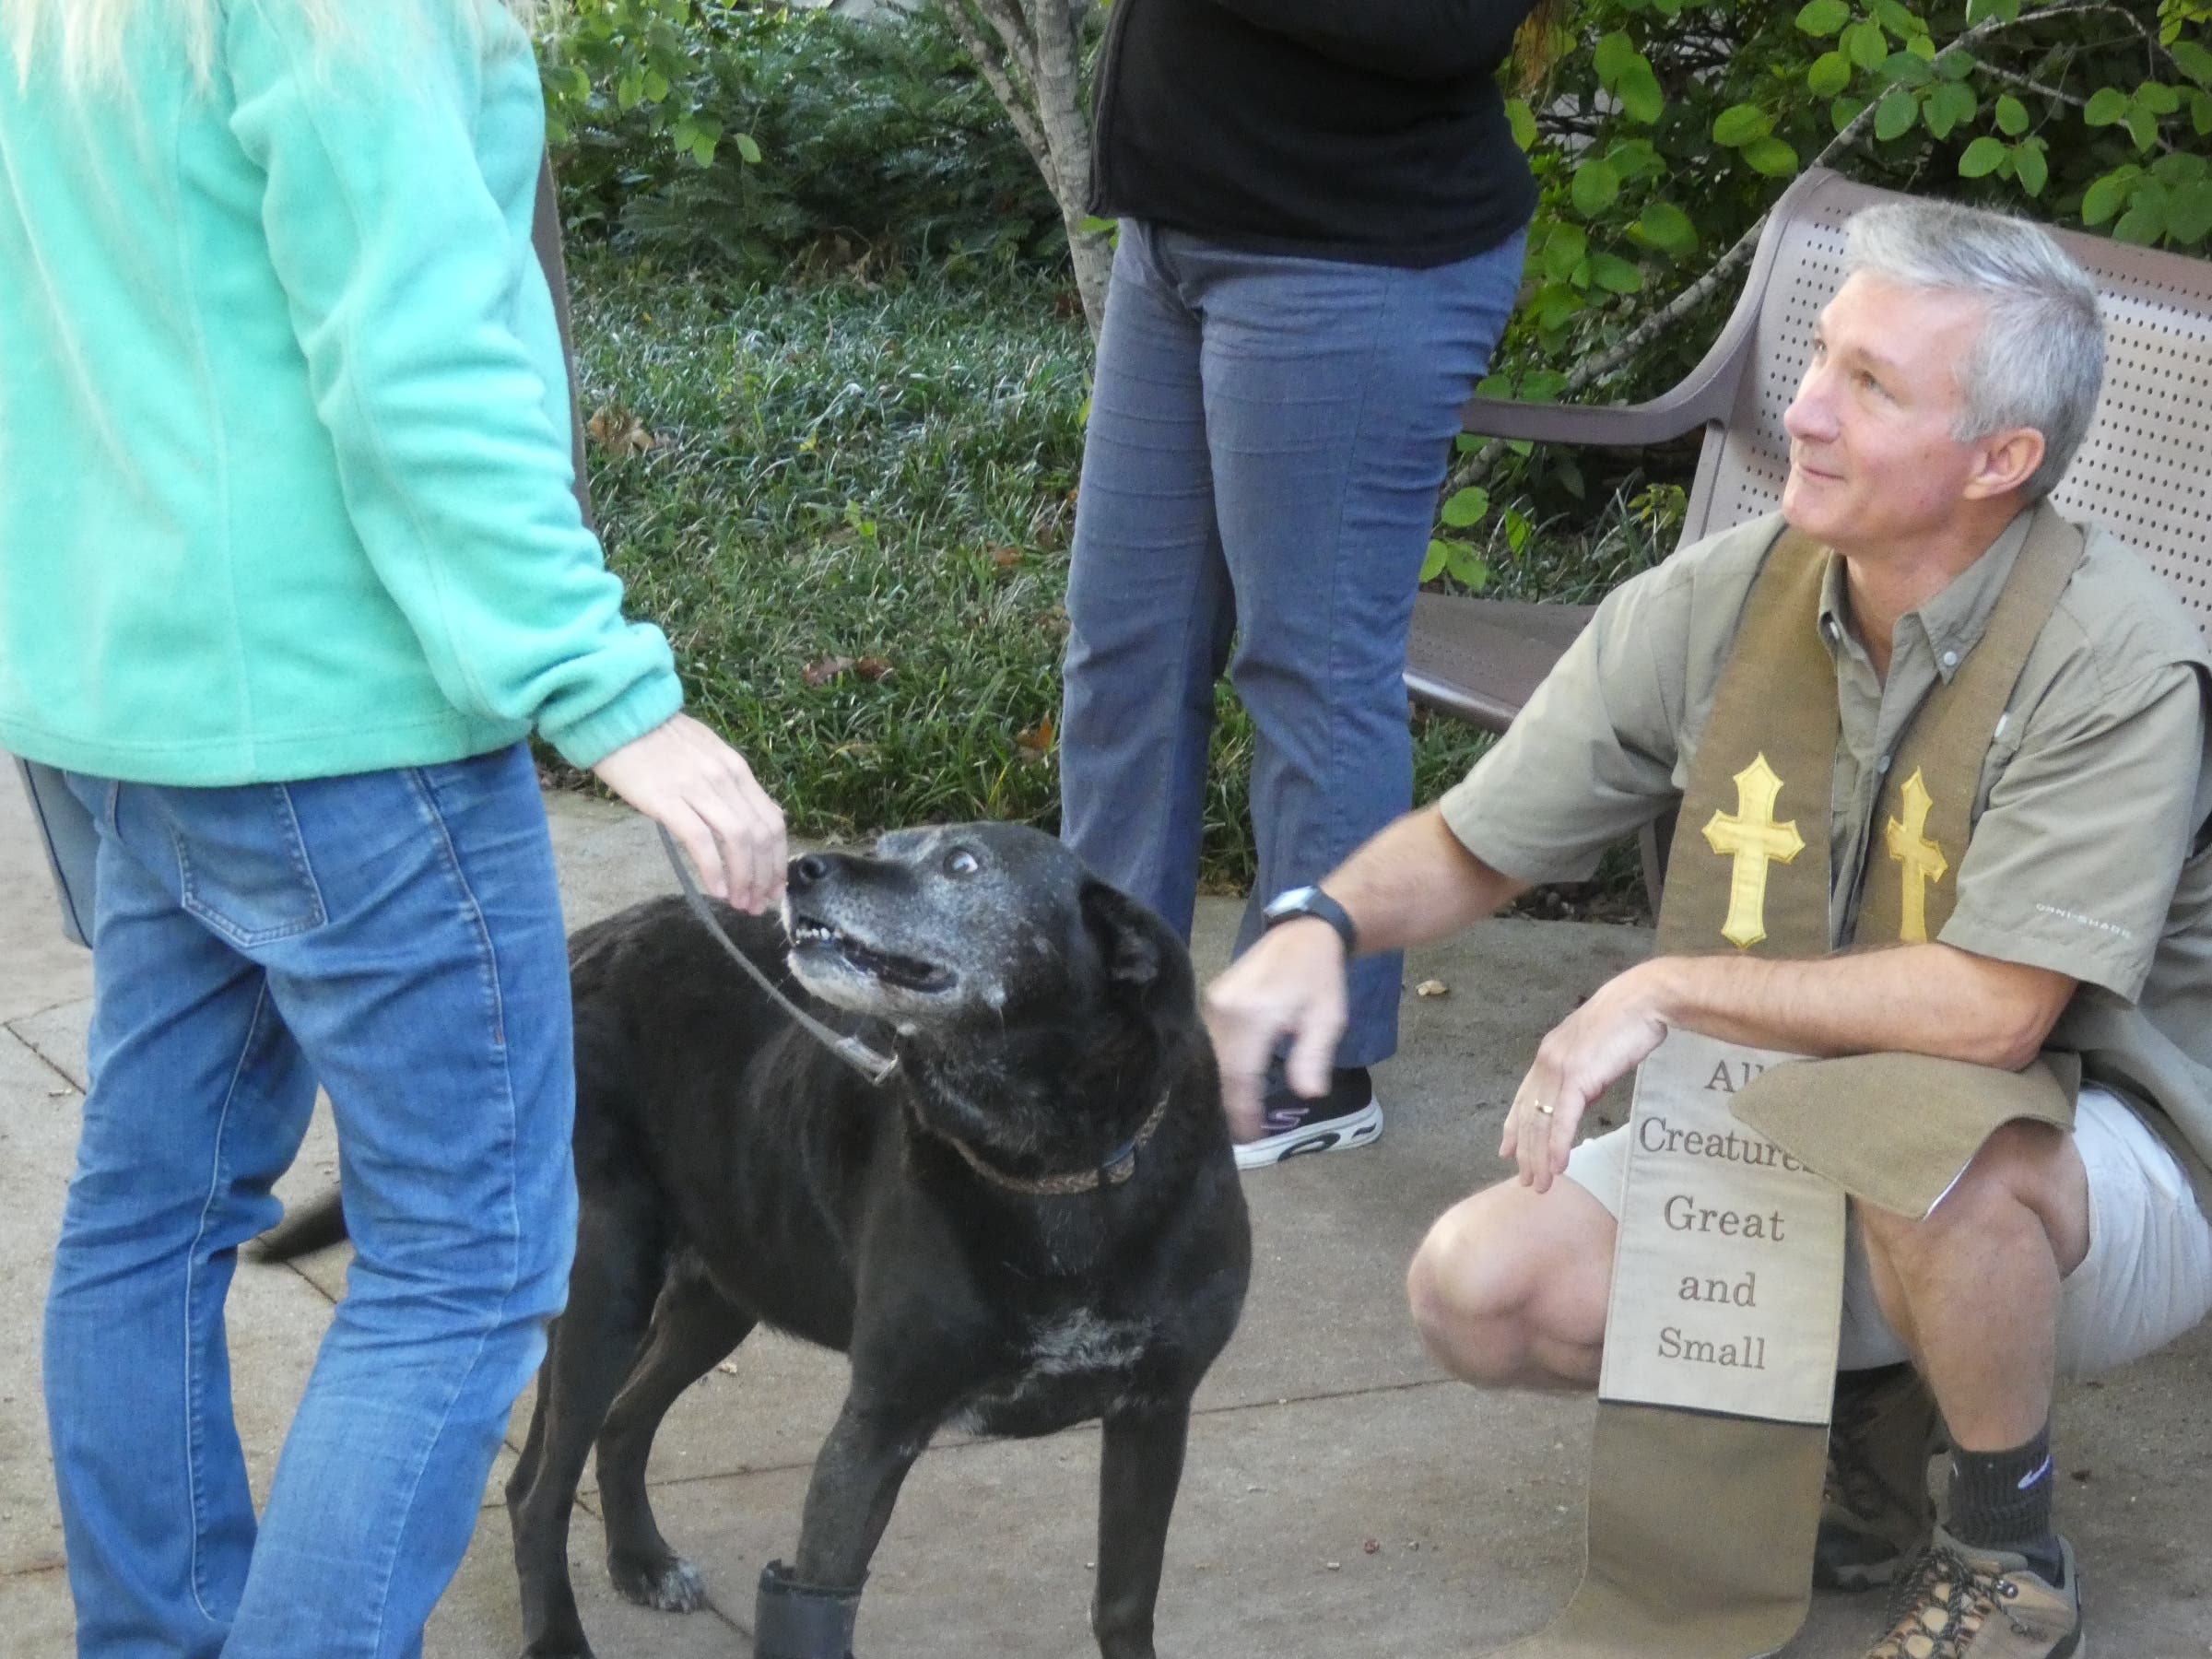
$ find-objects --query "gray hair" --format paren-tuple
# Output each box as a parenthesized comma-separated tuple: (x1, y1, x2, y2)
(1843, 199, 2104, 501)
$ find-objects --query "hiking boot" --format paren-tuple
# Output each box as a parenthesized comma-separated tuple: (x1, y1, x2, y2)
(1233, 1064, 1381, 1171)
(1817, 1365, 1945, 1592)
(1865, 1527, 2080, 1658)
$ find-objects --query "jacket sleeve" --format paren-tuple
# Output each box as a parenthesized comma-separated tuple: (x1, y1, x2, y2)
(223, 0, 683, 769)
(1206, 0, 1539, 81)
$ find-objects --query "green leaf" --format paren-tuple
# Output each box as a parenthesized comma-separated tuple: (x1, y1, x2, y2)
(2113, 202, 2166, 245)
(1744, 136, 1802, 177)
(2195, 90, 2212, 136)
(2013, 139, 2048, 197)
(1882, 51, 1934, 87)
(1876, 88, 1920, 140)
(1924, 81, 1975, 138)
(1936, 47, 1977, 79)
(1619, 61, 1666, 124)
(1594, 30, 1639, 86)
(1420, 540, 1451, 582)
(735, 131, 763, 166)
(1571, 159, 1621, 216)
(1808, 50, 1853, 97)
(642, 68, 670, 103)
(1905, 30, 1938, 61)
(1844, 18, 1888, 69)
(1506, 98, 1537, 151)
(2136, 80, 2183, 115)
(2080, 170, 2135, 226)
(2125, 106, 2161, 151)
(1540, 222, 1589, 279)
(2172, 41, 2212, 87)
(1591, 253, 1645, 293)
(1869, 0, 1923, 36)
(1833, 95, 1869, 133)
(1634, 200, 1700, 255)
(1963, 0, 2019, 18)
(1713, 103, 1774, 146)
(1445, 547, 1493, 593)
(1994, 93, 2030, 135)
(1794, 0, 1853, 35)
(2167, 181, 2212, 245)
(1441, 487, 1491, 528)
(2084, 86, 2130, 125)
(2152, 152, 2209, 184)
(1958, 135, 2008, 177)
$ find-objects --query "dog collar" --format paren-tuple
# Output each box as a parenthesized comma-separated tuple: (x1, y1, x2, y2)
(928, 1087, 1176, 1198)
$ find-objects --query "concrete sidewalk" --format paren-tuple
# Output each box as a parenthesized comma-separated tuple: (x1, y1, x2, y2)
(2, 779, 2207, 1657)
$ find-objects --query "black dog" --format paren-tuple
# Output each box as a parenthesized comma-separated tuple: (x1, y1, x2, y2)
(266, 823, 1250, 1658)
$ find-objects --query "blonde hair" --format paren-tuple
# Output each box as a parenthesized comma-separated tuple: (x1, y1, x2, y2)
(5, 0, 547, 92)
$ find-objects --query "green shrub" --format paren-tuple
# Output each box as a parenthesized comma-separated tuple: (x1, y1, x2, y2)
(543, 2, 1065, 277)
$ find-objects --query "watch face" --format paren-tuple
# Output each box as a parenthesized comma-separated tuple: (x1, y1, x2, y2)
(1265, 886, 1318, 919)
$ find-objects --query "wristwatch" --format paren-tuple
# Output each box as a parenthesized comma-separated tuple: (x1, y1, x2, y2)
(1261, 885, 1358, 956)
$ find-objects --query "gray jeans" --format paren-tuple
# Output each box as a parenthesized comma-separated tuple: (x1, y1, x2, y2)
(1060, 220, 1525, 1066)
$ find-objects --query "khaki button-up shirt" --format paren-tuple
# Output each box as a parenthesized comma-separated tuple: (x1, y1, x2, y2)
(1439, 504, 2212, 1195)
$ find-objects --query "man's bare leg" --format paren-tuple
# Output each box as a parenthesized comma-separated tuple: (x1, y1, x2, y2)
(1406, 1176, 1616, 1390)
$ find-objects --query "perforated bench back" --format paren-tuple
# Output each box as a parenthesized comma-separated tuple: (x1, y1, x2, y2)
(1685, 170, 2212, 638)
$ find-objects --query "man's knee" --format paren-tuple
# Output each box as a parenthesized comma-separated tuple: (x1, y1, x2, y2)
(1406, 1178, 1613, 1386)
(1859, 1118, 2088, 1276)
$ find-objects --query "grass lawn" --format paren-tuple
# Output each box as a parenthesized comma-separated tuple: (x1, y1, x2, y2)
(568, 253, 1655, 900)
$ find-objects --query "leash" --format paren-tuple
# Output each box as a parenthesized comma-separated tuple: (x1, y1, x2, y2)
(656, 826, 900, 1087)
(920, 1086, 1175, 1197)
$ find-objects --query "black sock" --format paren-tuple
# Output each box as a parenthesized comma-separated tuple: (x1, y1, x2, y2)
(1945, 1423, 2064, 1583)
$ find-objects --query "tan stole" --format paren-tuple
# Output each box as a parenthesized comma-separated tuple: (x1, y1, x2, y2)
(1488, 510, 2085, 1659)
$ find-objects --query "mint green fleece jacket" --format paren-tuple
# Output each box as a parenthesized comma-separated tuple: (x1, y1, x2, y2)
(0, 0, 683, 783)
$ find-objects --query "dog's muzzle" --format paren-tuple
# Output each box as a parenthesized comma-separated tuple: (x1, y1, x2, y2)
(756, 1560, 865, 1659)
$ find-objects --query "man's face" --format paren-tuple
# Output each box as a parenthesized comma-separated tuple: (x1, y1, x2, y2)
(1781, 273, 1994, 555)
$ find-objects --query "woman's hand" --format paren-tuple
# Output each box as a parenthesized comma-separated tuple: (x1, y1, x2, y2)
(590, 713, 787, 912)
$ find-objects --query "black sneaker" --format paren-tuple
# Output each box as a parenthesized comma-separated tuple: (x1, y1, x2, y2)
(1234, 1064, 1382, 1171)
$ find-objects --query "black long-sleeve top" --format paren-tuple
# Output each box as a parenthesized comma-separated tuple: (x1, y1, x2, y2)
(1088, 0, 1543, 268)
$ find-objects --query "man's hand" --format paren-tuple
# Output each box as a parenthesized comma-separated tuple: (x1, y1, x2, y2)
(1202, 918, 1348, 1143)
(1501, 959, 1670, 1192)
(590, 712, 787, 913)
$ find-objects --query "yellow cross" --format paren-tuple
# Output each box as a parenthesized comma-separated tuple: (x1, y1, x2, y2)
(1885, 768, 1948, 944)
(1702, 754, 1806, 950)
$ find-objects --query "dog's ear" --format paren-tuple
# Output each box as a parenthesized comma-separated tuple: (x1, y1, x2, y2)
(1078, 878, 1172, 997)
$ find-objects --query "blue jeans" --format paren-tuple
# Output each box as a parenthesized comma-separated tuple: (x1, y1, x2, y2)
(44, 744, 577, 1658)
(1061, 222, 1526, 1068)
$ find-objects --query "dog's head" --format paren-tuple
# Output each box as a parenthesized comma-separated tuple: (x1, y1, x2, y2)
(781, 822, 1191, 1039)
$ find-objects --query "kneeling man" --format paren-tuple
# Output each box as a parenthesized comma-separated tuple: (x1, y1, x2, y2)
(1209, 199, 2212, 1659)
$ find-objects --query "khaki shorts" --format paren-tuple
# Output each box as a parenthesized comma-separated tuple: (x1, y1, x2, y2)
(1565, 1086, 2212, 1378)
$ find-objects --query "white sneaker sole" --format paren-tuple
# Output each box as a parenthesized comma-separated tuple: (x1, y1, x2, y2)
(1234, 1100, 1382, 1171)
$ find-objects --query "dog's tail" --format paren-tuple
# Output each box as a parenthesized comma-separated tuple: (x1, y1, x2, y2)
(249, 1189, 349, 1262)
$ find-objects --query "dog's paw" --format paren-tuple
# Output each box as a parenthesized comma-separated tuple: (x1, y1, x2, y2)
(608, 1550, 709, 1613)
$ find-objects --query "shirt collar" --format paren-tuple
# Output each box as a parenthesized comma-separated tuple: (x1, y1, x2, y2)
(1814, 504, 2041, 683)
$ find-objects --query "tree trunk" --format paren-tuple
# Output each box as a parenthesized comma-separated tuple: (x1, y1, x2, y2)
(940, 0, 1112, 335)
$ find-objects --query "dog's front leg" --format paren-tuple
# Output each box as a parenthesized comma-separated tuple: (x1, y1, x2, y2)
(1090, 1401, 1192, 1659)
(756, 1394, 935, 1659)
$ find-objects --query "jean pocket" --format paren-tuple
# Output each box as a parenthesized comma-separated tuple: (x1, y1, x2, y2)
(171, 783, 328, 947)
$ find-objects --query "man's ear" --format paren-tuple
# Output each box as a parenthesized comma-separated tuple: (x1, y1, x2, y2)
(1079, 878, 1169, 996)
(1962, 425, 2045, 501)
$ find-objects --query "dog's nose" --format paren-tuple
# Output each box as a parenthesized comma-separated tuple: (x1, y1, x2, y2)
(789, 853, 832, 890)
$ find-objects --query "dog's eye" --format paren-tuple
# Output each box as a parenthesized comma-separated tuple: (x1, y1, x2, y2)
(944, 848, 981, 877)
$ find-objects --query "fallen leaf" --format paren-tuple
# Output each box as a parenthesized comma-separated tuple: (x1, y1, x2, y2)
(1415, 979, 1451, 998)
(989, 546, 1025, 570)
(802, 655, 855, 687)
(1362, 1538, 1381, 1555)
(1015, 715, 1055, 763)
(585, 404, 660, 457)
(854, 655, 895, 681)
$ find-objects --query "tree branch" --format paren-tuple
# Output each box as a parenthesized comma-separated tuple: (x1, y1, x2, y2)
(1447, 0, 2133, 491)
(940, 1, 1050, 176)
